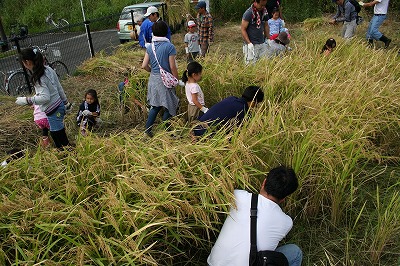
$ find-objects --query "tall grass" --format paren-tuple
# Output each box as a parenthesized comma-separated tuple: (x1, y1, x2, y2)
(1, 23, 400, 265)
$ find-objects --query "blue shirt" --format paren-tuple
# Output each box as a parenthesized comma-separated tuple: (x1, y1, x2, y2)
(195, 96, 249, 136)
(139, 18, 172, 48)
(146, 41, 176, 73)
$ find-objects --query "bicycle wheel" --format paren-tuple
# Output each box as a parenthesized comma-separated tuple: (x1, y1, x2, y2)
(50, 61, 69, 79)
(58, 19, 70, 33)
(7, 71, 31, 96)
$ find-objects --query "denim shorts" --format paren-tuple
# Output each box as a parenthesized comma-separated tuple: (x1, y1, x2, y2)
(46, 103, 65, 131)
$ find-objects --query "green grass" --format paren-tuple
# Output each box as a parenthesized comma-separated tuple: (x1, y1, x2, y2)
(1, 15, 400, 265)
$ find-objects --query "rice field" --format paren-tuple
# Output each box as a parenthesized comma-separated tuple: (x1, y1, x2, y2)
(0, 15, 399, 265)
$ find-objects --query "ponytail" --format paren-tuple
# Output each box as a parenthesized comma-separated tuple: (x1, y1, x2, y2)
(181, 61, 203, 84)
(181, 70, 189, 83)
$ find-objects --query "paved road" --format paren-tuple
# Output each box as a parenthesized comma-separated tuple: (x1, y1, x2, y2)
(0, 29, 120, 82)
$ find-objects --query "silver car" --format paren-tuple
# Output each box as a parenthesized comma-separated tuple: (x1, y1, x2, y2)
(117, 2, 165, 44)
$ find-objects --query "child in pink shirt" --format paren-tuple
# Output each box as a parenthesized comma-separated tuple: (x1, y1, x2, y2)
(181, 61, 208, 124)
(33, 105, 50, 147)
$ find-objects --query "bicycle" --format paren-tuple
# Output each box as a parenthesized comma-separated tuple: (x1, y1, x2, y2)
(31, 44, 69, 79)
(45, 13, 70, 33)
(3, 23, 32, 51)
(0, 45, 69, 96)
(0, 61, 32, 97)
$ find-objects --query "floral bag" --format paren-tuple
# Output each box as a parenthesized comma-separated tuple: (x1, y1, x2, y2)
(151, 43, 178, 89)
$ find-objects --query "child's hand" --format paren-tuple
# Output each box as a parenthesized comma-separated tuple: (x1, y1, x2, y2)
(65, 102, 73, 114)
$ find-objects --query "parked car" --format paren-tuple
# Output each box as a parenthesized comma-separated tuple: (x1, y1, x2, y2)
(117, 2, 166, 44)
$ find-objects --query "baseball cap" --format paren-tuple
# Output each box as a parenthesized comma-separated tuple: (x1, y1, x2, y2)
(188, 20, 196, 27)
(144, 6, 158, 17)
(195, 1, 207, 9)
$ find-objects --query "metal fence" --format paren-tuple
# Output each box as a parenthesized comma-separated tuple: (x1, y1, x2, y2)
(0, 13, 121, 96)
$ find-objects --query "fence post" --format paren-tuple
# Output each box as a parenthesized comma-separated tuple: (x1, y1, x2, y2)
(13, 37, 33, 94)
(84, 20, 95, 57)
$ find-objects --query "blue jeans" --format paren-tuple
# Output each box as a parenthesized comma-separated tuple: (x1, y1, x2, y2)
(366, 14, 386, 40)
(145, 106, 172, 133)
(46, 103, 66, 131)
(276, 244, 303, 266)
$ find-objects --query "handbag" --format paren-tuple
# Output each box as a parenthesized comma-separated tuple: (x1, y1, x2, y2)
(249, 193, 289, 266)
(151, 42, 178, 89)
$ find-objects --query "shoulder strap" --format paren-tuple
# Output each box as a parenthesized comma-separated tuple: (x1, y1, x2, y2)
(249, 193, 258, 266)
(151, 42, 162, 69)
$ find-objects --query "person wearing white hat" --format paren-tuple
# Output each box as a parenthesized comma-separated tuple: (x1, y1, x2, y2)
(184, 20, 201, 62)
(139, 6, 171, 48)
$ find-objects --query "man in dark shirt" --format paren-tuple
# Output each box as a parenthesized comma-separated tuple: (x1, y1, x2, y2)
(193, 86, 264, 137)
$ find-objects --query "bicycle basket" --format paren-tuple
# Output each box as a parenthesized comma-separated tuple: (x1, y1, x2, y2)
(46, 47, 62, 62)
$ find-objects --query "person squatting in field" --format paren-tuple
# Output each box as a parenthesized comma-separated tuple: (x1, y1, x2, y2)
(76, 89, 101, 136)
(207, 165, 303, 266)
(241, 0, 270, 65)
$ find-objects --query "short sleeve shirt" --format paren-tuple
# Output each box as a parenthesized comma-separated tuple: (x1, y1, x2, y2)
(374, 0, 389, 14)
(268, 18, 283, 36)
(185, 82, 205, 106)
(184, 32, 201, 53)
(207, 190, 293, 266)
(242, 7, 268, 44)
(146, 42, 177, 73)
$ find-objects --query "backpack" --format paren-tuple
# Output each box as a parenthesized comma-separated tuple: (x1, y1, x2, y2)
(348, 0, 361, 13)
(347, 0, 363, 24)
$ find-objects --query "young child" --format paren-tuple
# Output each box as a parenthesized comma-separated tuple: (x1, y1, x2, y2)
(267, 7, 289, 41)
(321, 38, 336, 56)
(181, 61, 208, 124)
(184, 21, 201, 63)
(33, 105, 50, 147)
(76, 89, 101, 136)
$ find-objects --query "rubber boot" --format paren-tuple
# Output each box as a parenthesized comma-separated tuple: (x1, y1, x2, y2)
(57, 128, 70, 147)
(50, 131, 61, 149)
(379, 35, 391, 49)
(367, 39, 374, 48)
(50, 128, 70, 149)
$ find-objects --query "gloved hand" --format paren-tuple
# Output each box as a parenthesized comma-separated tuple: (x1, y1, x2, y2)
(15, 97, 28, 106)
(65, 102, 73, 114)
(200, 106, 209, 113)
(178, 80, 185, 87)
(358, 1, 364, 6)
(82, 110, 92, 116)
(247, 43, 255, 61)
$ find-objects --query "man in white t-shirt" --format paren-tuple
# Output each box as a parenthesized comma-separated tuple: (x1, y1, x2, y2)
(207, 166, 302, 266)
(360, 0, 391, 48)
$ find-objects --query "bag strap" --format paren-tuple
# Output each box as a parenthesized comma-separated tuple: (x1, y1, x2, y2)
(249, 193, 258, 266)
(151, 42, 163, 69)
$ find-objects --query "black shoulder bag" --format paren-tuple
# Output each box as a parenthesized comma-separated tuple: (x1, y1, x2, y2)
(249, 193, 289, 266)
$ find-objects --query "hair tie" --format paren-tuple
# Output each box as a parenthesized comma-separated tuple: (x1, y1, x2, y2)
(33, 48, 37, 54)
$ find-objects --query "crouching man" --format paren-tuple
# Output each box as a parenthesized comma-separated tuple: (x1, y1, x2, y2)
(207, 166, 303, 266)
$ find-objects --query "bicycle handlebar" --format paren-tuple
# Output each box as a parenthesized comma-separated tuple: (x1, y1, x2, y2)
(31, 44, 48, 54)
